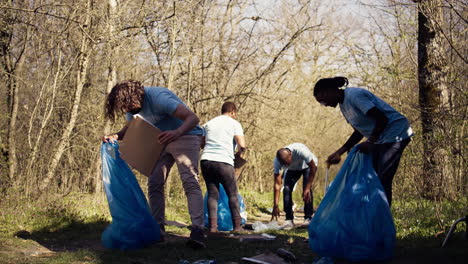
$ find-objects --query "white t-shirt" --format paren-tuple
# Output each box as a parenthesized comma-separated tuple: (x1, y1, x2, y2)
(201, 115, 244, 166)
(273, 143, 318, 174)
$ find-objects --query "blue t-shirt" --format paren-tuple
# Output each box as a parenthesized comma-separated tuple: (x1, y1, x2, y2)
(273, 143, 318, 174)
(339, 87, 413, 144)
(125, 87, 203, 135)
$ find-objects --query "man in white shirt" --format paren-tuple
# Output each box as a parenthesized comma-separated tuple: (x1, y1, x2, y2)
(200, 102, 247, 232)
(271, 143, 318, 229)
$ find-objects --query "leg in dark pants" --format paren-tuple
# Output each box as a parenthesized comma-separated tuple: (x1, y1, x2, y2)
(201, 160, 220, 230)
(201, 160, 240, 230)
(283, 170, 302, 220)
(372, 138, 411, 206)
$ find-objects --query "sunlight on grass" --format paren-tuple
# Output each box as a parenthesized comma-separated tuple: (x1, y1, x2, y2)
(1, 191, 467, 264)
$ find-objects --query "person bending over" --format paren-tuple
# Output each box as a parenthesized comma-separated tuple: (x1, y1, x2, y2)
(102, 80, 206, 248)
(271, 143, 318, 229)
(313, 76, 413, 206)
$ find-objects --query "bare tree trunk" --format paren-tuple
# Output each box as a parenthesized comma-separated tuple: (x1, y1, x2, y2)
(167, 5, 177, 90)
(7, 62, 20, 181)
(417, 0, 448, 199)
(25, 50, 62, 196)
(1, 8, 28, 183)
(39, 0, 93, 192)
(91, 0, 119, 194)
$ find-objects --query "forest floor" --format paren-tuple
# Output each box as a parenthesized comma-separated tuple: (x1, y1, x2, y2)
(0, 192, 466, 264)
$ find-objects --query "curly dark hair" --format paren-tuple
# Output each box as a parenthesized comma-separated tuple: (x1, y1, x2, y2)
(105, 80, 145, 120)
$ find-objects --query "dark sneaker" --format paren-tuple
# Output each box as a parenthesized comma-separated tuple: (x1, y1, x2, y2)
(186, 226, 206, 249)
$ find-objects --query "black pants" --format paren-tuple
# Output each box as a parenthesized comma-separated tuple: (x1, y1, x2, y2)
(200, 160, 240, 224)
(372, 138, 411, 206)
(283, 168, 313, 220)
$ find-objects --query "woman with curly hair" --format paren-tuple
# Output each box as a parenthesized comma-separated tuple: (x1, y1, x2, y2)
(102, 80, 206, 249)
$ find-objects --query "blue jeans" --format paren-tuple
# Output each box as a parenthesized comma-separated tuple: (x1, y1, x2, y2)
(283, 168, 313, 220)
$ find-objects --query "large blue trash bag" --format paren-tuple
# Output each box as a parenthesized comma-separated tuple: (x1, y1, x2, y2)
(100, 142, 160, 250)
(308, 146, 396, 262)
(203, 184, 247, 231)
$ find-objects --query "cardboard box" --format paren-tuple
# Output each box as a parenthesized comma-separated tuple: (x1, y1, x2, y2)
(234, 155, 248, 180)
(119, 116, 165, 177)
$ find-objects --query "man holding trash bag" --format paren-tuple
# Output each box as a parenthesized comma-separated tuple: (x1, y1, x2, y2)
(313, 76, 413, 205)
(102, 80, 206, 249)
(200, 101, 247, 233)
(271, 143, 318, 229)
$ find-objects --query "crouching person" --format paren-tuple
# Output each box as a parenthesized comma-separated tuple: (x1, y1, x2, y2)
(271, 143, 318, 229)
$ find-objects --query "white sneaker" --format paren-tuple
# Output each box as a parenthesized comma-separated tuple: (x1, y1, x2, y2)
(282, 220, 294, 230)
(302, 218, 311, 226)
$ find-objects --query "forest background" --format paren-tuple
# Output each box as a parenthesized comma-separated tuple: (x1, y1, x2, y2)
(0, 0, 466, 262)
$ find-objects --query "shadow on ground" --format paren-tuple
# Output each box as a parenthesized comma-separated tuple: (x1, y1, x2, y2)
(17, 217, 107, 252)
(9, 208, 313, 263)
(391, 231, 468, 264)
(6, 205, 467, 264)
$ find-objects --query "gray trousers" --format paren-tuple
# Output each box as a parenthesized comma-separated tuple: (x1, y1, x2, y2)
(148, 135, 204, 231)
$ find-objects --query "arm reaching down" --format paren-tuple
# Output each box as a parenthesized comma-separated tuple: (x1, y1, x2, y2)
(303, 159, 317, 202)
(158, 104, 200, 144)
(271, 172, 282, 221)
(327, 129, 364, 166)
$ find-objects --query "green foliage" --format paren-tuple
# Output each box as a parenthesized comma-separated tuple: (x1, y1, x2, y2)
(1, 191, 467, 264)
(393, 198, 468, 241)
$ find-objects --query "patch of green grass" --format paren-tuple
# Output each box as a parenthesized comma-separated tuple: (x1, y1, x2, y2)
(1, 190, 467, 264)
(393, 197, 467, 241)
(241, 188, 323, 219)
(242, 189, 271, 218)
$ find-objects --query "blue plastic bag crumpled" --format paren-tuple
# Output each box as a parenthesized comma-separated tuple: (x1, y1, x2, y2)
(203, 184, 247, 231)
(101, 142, 160, 250)
(308, 146, 396, 261)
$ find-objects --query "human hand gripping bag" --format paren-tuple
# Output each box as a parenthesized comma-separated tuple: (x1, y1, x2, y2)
(203, 184, 247, 231)
(100, 142, 160, 249)
(308, 146, 396, 261)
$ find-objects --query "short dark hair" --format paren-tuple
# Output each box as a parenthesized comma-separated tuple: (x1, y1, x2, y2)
(276, 148, 290, 165)
(221, 101, 237, 114)
(313, 76, 348, 96)
(105, 80, 145, 120)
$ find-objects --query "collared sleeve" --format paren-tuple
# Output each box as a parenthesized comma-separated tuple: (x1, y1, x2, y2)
(296, 144, 318, 166)
(273, 158, 282, 174)
(152, 90, 180, 115)
(234, 120, 244, 136)
(348, 89, 375, 115)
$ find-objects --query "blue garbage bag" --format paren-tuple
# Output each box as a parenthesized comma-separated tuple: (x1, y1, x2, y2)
(100, 142, 160, 249)
(309, 146, 395, 261)
(203, 184, 246, 231)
